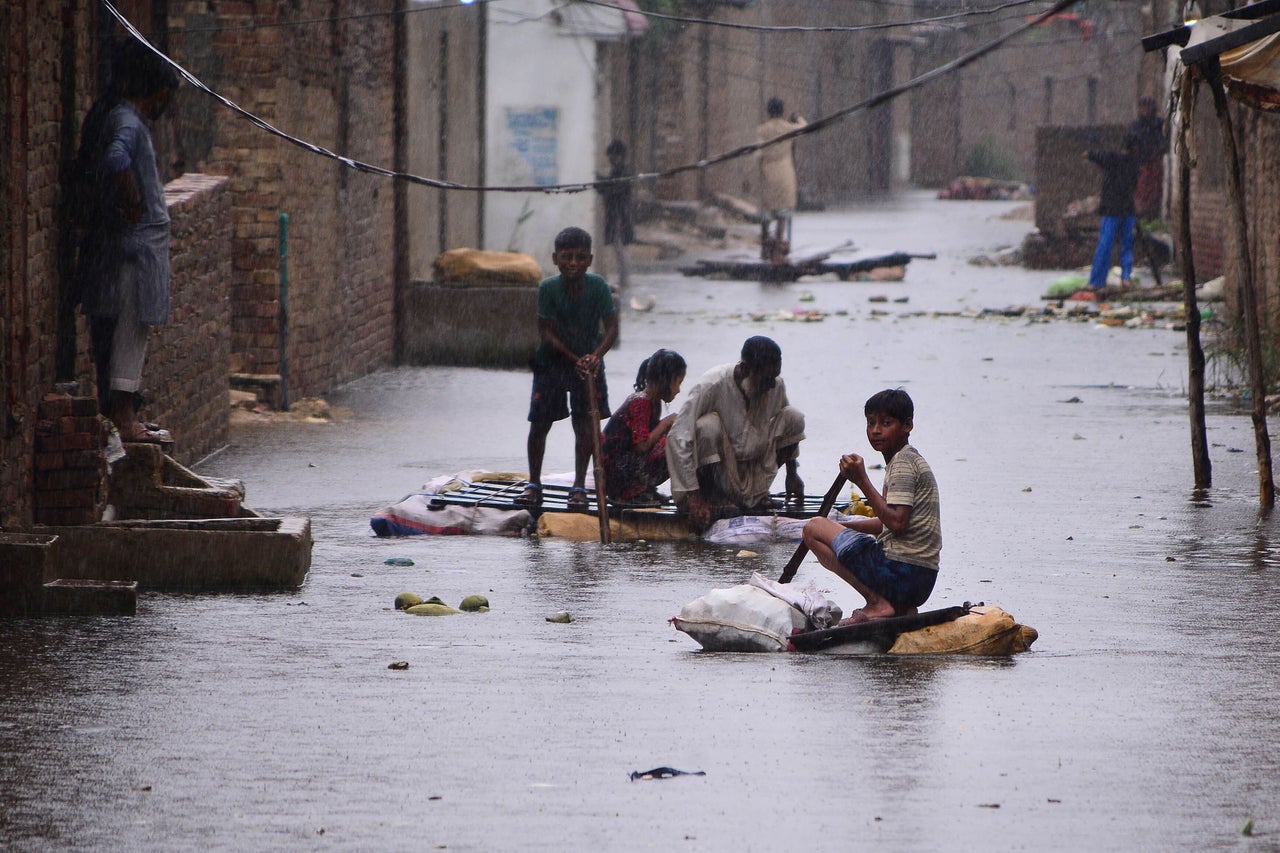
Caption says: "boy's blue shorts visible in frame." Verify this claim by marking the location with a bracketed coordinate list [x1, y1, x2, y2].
[528, 362, 610, 423]
[832, 529, 937, 613]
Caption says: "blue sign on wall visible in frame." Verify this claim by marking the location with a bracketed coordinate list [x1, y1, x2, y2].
[505, 107, 558, 186]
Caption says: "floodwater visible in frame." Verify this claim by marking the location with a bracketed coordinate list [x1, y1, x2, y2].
[4, 192, 1280, 852]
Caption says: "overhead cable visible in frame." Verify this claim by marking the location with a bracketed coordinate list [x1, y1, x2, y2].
[103, 0, 1080, 195]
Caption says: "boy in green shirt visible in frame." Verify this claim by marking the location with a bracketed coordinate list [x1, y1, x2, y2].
[518, 227, 619, 510]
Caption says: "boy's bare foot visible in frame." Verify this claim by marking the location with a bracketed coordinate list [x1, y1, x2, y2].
[838, 607, 893, 626]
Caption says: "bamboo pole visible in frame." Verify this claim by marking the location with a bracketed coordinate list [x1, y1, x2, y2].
[1203, 58, 1274, 509]
[585, 371, 611, 544]
[1175, 70, 1211, 489]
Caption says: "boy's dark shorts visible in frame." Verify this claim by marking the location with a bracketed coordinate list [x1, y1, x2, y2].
[528, 362, 610, 423]
[832, 529, 937, 612]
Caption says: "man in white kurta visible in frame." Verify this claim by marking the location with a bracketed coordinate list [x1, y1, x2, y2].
[666, 336, 805, 531]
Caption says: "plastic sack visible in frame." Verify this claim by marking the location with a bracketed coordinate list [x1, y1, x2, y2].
[432, 248, 542, 285]
[747, 572, 842, 630]
[886, 605, 1038, 655]
[703, 515, 808, 546]
[371, 494, 530, 536]
[671, 584, 807, 652]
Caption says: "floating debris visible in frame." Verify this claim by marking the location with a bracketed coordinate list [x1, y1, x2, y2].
[629, 767, 706, 782]
[384, 557, 415, 566]
[546, 611, 573, 623]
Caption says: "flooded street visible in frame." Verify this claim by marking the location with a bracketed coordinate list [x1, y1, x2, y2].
[4, 192, 1280, 851]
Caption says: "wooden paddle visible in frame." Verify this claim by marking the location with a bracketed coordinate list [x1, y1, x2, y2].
[584, 370, 611, 544]
[778, 473, 845, 583]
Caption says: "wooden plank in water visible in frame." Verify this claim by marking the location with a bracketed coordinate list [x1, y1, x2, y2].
[680, 251, 930, 283]
[787, 605, 970, 652]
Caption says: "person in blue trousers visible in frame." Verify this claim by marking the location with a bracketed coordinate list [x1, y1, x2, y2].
[1073, 133, 1140, 300]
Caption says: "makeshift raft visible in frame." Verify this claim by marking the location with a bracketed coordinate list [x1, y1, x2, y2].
[370, 473, 851, 542]
[788, 604, 1038, 655]
[672, 586, 1038, 656]
[680, 249, 935, 283]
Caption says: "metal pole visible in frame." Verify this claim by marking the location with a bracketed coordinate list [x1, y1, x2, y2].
[278, 213, 290, 412]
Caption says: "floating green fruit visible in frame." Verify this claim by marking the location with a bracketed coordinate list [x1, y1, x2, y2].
[459, 595, 490, 612]
[405, 602, 461, 616]
[394, 592, 424, 610]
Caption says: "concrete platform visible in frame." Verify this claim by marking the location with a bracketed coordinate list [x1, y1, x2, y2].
[41, 579, 138, 616]
[37, 516, 312, 591]
[403, 278, 538, 367]
[0, 532, 59, 614]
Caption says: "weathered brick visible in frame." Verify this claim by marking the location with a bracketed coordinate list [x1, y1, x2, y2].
[35, 433, 96, 453]
[35, 487, 101, 509]
[35, 468, 105, 491]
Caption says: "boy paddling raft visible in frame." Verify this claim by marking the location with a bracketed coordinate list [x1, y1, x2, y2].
[801, 389, 941, 625]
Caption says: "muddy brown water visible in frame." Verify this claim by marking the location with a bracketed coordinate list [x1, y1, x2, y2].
[4, 193, 1280, 851]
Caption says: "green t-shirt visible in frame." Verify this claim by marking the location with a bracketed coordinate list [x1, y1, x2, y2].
[534, 272, 616, 367]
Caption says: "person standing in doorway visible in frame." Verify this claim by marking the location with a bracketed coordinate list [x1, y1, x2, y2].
[74, 38, 180, 445]
[599, 138, 635, 290]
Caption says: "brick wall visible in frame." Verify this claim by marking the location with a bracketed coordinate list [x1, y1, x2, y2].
[168, 1, 397, 399]
[1, 0, 96, 528]
[146, 173, 233, 466]
[34, 394, 109, 527]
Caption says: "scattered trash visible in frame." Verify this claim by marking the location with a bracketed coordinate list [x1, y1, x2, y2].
[796, 291, 815, 303]
[384, 557, 415, 566]
[736, 549, 759, 558]
[546, 611, 573, 623]
[628, 767, 706, 782]
[388, 661, 409, 670]
[1241, 819, 1254, 837]
[630, 293, 657, 312]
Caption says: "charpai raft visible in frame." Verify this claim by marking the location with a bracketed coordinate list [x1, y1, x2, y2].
[370, 471, 864, 541]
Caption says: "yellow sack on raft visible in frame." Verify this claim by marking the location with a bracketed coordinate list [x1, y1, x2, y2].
[537, 510, 697, 542]
[887, 605, 1038, 655]
[432, 248, 542, 285]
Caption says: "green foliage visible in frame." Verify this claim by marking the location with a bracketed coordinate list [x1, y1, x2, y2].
[962, 136, 1022, 181]
[1202, 311, 1280, 395]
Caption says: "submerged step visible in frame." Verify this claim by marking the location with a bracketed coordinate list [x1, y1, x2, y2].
[42, 579, 138, 616]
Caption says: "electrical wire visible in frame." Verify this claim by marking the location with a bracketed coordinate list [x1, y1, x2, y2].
[103, 0, 1081, 195]
[578, 0, 1049, 35]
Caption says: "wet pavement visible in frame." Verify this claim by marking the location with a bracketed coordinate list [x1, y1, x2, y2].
[3, 192, 1280, 851]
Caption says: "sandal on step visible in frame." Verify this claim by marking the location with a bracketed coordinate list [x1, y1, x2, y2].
[513, 484, 543, 507]
[567, 487, 590, 511]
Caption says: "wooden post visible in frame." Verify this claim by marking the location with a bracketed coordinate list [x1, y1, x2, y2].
[1176, 70, 1211, 489]
[585, 371, 611, 544]
[1203, 58, 1274, 509]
